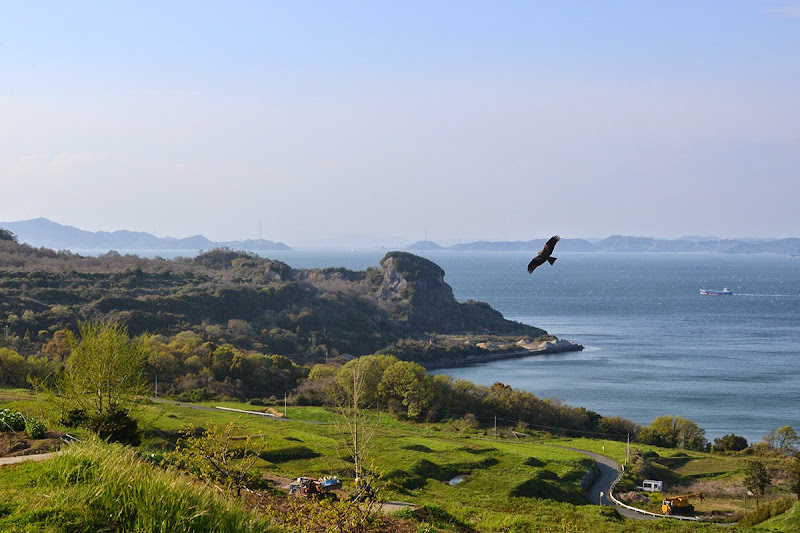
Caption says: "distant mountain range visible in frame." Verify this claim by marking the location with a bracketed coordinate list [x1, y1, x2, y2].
[407, 235, 800, 255]
[0, 218, 291, 252]
[3, 218, 799, 255]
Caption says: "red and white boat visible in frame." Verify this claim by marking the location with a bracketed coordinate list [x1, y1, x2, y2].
[699, 287, 732, 295]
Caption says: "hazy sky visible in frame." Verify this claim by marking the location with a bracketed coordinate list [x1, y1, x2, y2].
[3, 2, 799, 246]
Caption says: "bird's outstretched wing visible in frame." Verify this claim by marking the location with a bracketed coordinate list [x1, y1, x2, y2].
[527, 235, 561, 274]
[542, 235, 560, 255]
[527, 256, 545, 273]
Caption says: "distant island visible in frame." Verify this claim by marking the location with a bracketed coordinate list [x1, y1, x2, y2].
[0, 218, 290, 252]
[408, 235, 800, 255]
[2, 218, 799, 255]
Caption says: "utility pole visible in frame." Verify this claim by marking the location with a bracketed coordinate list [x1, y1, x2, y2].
[494, 416, 497, 438]
[155, 375, 158, 398]
[627, 433, 630, 465]
[284, 392, 287, 417]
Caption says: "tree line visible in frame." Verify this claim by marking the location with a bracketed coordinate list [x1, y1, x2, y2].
[5, 320, 799, 456]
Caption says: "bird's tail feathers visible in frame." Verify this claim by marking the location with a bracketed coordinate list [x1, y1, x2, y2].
[547, 256, 557, 265]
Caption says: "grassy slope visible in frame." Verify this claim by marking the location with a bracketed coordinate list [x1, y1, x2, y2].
[0, 391, 781, 532]
[756, 501, 800, 531]
[136, 400, 755, 532]
[0, 441, 277, 532]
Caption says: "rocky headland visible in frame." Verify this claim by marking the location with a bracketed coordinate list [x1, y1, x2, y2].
[0, 240, 579, 366]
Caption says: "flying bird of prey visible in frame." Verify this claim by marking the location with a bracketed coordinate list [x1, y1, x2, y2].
[527, 235, 560, 274]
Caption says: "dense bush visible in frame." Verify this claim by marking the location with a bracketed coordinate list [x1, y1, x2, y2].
[170, 388, 218, 403]
[25, 418, 47, 439]
[59, 408, 89, 428]
[0, 408, 25, 431]
[738, 497, 794, 526]
[713, 433, 749, 452]
[57, 406, 140, 446]
[87, 406, 141, 446]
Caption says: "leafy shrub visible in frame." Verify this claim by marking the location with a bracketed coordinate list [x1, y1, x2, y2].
[738, 497, 794, 526]
[401, 504, 472, 531]
[25, 418, 47, 439]
[170, 388, 218, 403]
[166, 420, 265, 496]
[57, 406, 140, 445]
[599, 506, 622, 520]
[0, 408, 25, 431]
[712, 433, 749, 452]
[0, 501, 14, 518]
[88, 406, 141, 446]
[259, 445, 320, 464]
[59, 408, 88, 428]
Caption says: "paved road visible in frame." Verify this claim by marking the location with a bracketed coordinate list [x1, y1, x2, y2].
[556, 447, 657, 521]
[149, 398, 326, 425]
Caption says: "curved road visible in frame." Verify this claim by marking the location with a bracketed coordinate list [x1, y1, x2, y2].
[557, 447, 657, 521]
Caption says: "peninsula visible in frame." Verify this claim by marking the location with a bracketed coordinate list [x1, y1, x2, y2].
[0, 238, 579, 365]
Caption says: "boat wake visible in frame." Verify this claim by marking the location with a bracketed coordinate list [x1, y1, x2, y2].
[735, 293, 799, 298]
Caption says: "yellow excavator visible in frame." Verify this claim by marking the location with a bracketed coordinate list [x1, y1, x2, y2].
[661, 492, 704, 515]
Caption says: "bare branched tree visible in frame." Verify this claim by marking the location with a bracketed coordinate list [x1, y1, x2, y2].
[332, 358, 381, 483]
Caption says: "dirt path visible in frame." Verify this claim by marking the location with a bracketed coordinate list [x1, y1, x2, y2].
[378, 501, 416, 514]
[0, 452, 58, 466]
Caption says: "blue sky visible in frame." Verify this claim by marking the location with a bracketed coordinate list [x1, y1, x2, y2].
[2, 1, 799, 246]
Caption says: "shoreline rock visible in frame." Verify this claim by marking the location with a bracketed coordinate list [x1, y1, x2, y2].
[423, 338, 584, 370]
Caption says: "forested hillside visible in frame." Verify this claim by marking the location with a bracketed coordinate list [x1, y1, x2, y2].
[0, 239, 545, 364]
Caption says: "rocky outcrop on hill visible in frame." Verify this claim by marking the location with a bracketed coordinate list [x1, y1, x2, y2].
[374, 252, 543, 336]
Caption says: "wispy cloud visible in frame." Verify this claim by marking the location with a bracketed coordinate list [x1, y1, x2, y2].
[763, 0, 800, 18]
[9, 152, 104, 180]
[49, 152, 104, 175]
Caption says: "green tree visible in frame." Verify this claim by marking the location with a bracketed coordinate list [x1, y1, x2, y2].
[640, 415, 707, 450]
[0, 348, 29, 386]
[54, 321, 149, 443]
[789, 454, 800, 501]
[0, 228, 17, 242]
[378, 360, 433, 418]
[334, 354, 395, 409]
[743, 459, 771, 508]
[712, 433, 749, 452]
[763, 425, 799, 454]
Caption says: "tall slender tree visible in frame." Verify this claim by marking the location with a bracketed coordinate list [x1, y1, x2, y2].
[53, 321, 149, 444]
[743, 459, 771, 508]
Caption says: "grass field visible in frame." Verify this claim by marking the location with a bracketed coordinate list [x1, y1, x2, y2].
[2, 389, 795, 532]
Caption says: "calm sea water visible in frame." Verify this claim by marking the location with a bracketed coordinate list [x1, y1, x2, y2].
[102, 248, 800, 444]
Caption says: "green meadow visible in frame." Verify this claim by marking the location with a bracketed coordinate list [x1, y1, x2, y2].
[2, 390, 796, 532]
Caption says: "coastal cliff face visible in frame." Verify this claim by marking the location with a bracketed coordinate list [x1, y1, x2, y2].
[0, 242, 548, 362]
[376, 252, 462, 332]
[373, 252, 544, 336]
